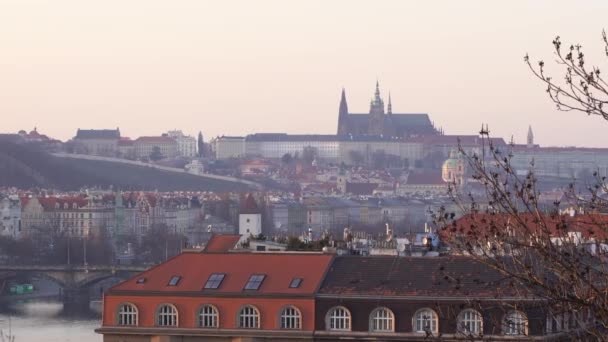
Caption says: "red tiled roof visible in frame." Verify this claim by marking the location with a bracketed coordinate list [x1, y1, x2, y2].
[345, 182, 378, 195]
[444, 213, 608, 241]
[240, 194, 260, 214]
[204, 234, 241, 252]
[111, 252, 334, 295]
[406, 172, 446, 185]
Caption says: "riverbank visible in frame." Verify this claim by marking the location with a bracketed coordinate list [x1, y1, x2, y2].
[0, 300, 101, 342]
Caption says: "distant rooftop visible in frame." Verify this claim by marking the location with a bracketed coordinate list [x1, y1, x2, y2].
[75, 128, 120, 139]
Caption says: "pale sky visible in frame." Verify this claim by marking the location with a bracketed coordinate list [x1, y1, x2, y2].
[1, 0, 608, 146]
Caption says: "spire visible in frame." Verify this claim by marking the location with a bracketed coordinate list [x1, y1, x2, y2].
[387, 92, 392, 114]
[337, 88, 350, 135]
[374, 80, 381, 101]
[527, 125, 534, 147]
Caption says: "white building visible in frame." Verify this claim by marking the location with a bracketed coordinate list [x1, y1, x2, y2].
[239, 213, 262, 238]
[0, 195, 21, 239]
[213, 133, 424, 164]
[211, 136, 246, 159]
[238, 194, 262, 240]
[167, 130, 197, 158]
[185, 159, 205, 175]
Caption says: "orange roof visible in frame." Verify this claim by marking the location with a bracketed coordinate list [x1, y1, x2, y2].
[204, 234, 241, 252]
[444, 213, 608, 241]
[111, 252, 334, 295]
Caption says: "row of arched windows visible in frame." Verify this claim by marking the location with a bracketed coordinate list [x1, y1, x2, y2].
[117, 303, 301, 329]
[117, 303, 528, 335]
[325, 306, 528, 336]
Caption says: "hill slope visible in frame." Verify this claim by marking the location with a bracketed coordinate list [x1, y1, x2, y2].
[0, 140, 253, 192]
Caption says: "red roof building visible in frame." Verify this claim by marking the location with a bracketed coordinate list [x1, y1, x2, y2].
[99, 252, 334, 340]
[203, 234, 241, 253]
[97, 253, 561, 341]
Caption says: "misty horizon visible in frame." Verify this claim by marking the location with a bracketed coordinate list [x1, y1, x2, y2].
[2, 0, 608, 146]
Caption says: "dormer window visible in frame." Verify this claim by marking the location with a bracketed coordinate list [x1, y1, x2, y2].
[136, 277, 146, 284]
[168, 276, 181, 286]
[244, 274, 265, 290]
[72, 203, 77, 209]
[204, 273, 225, 289]
[289, 278, 303, 288]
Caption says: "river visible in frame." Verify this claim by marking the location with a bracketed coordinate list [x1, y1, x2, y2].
[0, 300, 101, 342]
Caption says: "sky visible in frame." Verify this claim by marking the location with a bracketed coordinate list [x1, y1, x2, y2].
[1, 0, 608, 146]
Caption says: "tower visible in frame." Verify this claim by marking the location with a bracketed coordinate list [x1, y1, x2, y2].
[368, 81, 385, 136]
[337, 88, 350, 135]
[527, 125, 534, 148]
[387, 93, 392, 115]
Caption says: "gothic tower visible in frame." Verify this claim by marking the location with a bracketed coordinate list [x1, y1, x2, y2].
[527, 125, 534, 148]
[368, 81, 385, 136]
[337, 88, 350, 135]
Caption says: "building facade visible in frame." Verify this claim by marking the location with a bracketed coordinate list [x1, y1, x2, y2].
[167, 130, 198, 158]
[0, 195, 21, 239]
[97, 251, 573, 341]
[73, 128, 121, 156]
[98, 252, 334, 341]
[134, 136, 178, 160]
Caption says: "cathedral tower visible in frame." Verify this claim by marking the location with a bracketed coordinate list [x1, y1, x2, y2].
[368, 81, 385, 136]
[527, 125, 534, 148]
[337, 88, 350, 135]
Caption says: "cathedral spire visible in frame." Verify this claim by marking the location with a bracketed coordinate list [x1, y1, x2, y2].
[337, 88, 350, 135]
[387, 92, 392, 114]
[527, 125, 534, 147]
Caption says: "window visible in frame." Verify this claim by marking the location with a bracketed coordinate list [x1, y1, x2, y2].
[157, 304, 178, 327]
[168, 276, 181, 286]
[503, 311, 527, 336]
[289, 278, 303, 288]
[280, 306, 302, 330]
[370, 307, 394, 332]
[414, 308, 438, 334]
[244, 274, 266, 290]
[238, 305, 260, 329]
[198, 305, 219, 328]
[135, 277, 146, 284]
[117, 303, 138, 326]
[326, 306, 351, 331]
[458, 309, 482, 335]
[204, 273, 225, 289]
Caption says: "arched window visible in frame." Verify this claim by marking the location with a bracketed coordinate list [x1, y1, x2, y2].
[503, 311, 527, 335]
[198, 305, 219, 328]
[157, 304, 178, 327]
[326, 306, 351, 331]
[370, 307, 394, 332]
[458, 309, 482, 335]
[414, 308, 438, 334]
[117, 303, 138, 326]
[238, 305, 260, 329]
[280, 306, 302, 330]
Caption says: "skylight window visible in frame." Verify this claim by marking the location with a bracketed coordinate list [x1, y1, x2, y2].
[136, 277, 146, 284]
[289, 278, 303, 288]
[204, 273, 226, 289]
[168, 276, 181, 286]
[244, 274, 266, 290]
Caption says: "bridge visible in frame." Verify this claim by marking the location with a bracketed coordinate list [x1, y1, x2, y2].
[0, 264, 148, 307]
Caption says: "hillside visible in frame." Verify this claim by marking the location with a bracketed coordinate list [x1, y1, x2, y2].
[0, 140, 254, 192]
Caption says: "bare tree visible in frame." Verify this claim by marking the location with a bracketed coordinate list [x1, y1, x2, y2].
[435, 33, 608, 340]
[525, 31, 608, 120]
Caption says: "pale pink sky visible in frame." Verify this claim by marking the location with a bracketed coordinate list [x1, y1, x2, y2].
[1, 0, 607, 146]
